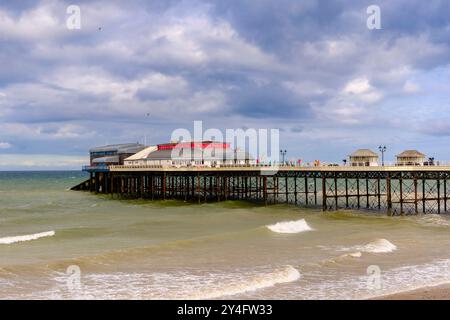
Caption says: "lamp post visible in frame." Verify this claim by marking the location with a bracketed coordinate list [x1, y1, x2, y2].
[280, 150, 287, 164]
[379, 145, 387, 166]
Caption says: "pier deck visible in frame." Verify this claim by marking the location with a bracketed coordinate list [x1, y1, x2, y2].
[73, 165, 450, 215]
[109, 165, 450, 172]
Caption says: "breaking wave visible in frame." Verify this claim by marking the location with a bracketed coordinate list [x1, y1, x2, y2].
[267, 219, 313, 234]
[339, 251, 363, 259]
[187, 265, 301, 299]
[418, 214, 450, 228]
[342, 239, 397, 254]
[0, 231, 55, 245]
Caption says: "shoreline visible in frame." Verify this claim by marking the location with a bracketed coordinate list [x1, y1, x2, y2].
[370, 283, 450, 300]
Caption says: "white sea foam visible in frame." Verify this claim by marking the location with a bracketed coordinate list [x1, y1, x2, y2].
[0, 231, 55, 245]
[419, 214, 450, 227]
[267, 219, 313, 234]
[346, 251, 362, 258]
[342, 239, 397, 253]
[282, 258, 450, 300]
[21, 266, 301, 300]
[187, 265, 301, 299]
[6, 259, 450, 300]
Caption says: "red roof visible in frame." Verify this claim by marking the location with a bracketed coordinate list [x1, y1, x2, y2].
[157, 141, 230, 150]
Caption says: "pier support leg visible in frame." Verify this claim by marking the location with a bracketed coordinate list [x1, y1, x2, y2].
[162, 174, 166, 200]
[356, 178, 360, 209]
[444, 178, 448, 213]
[263, 176, 268, 205]
[285, 176, 289, 204]
[386, 175, 392, 216]
[366, 174, 369, 209]
[399, 174, 404, 215]
[345, 177, 349, 208]
[422, 177, 426, 214]
[94, 173, 99, 193]
[334, 173, 338, 210]
[377, 178, 381, 209]
[437, 179, 441, 214]
[314, 177, 318, 206]
[294, 176, 298, 205]
[305, 177, 309, 206]
[322, 176, 327, 211]
[414, 176, 418, 214]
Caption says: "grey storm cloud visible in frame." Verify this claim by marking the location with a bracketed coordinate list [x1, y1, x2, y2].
[1, 0, 450, 167]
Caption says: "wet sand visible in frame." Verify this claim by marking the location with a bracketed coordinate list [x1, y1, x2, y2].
[373, 284, 450, 300]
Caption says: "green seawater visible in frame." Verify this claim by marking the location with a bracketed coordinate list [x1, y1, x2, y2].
[0, 171, 450, 299]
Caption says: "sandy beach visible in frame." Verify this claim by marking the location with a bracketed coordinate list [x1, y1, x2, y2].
[374, 284, 450, 300]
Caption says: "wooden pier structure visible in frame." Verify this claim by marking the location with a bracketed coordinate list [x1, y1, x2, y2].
[72, 165, 450, 215]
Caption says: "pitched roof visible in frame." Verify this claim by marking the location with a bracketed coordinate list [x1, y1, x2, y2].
[396, 150, 426, 158]
[349, 149, 378, 157]
[139, 148, 253, 161]
[124, 146, 158, 161]
[90, 143, 145, 154]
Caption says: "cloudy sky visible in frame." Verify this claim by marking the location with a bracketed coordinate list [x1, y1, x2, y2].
[0, 0, 449, 169]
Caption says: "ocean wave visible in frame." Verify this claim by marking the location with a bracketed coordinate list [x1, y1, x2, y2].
[2, 265, 301, 300]
[340, 251, 362, 258]
[341, 239, 397, 254]
[34, 228, 266, 271]
[418, 214, 450, 228]
[267, 219, 313, 234]
[308, 251, 364, 268]
[285, 258, 450, 300]
[186, 265, 301, 299]
[361, 259, 450, 300]
[0, 231, 55, 245]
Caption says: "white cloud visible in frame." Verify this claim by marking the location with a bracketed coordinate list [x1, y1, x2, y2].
[342, 78, 382, 103]
[47, 67, 189, 102]
[403, 80, 420, 94]
[311, 77, 383, 124]
[343, 78, 371, 95]
[0, 1, 130, 42]
[37, 123, 96, 139]
[0, 142, 12, 149]
[140, 13, 283, 72]
[0, 4, 62, 40]
[283, 80, 327, 98]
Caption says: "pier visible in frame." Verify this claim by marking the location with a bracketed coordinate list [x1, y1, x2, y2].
[72, 165, 450, 215]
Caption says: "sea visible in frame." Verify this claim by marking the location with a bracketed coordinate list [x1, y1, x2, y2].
[0, 171, 449, 299]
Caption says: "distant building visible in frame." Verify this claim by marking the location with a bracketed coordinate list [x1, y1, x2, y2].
[124, 141, 254, 167]
[396, 150, 426, 166]
[349, 149, 379, 167]
[89, 143, 145, 166]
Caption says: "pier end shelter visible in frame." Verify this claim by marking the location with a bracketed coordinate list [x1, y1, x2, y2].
[396, 150, 426, 166]
[349, 149, 379, 167]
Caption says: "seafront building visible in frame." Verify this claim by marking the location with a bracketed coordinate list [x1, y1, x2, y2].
[123, 141, 254, 167]
[348, 149, 379, 167]
[396, 150, 427, 166]
[87, 143, 433, 169]
[89, 143, 145, 167]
